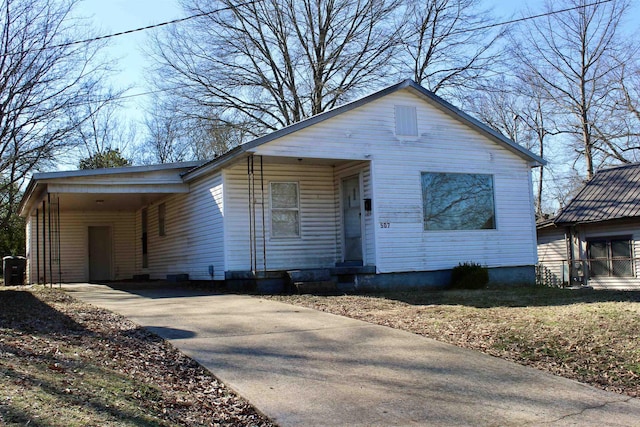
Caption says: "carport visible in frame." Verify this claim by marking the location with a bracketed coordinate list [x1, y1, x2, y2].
[18, 162, 201, 285]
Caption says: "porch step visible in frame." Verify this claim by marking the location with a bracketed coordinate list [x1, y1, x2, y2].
[331, 265, 376, 275]
[287, 269, 337, 295]
[293, 281, 337, 295]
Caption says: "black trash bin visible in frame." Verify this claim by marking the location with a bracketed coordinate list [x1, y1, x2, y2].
[3, 256, 26, 286]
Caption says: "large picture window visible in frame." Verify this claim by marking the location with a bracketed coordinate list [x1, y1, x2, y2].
[588, 237, 633, 277]
[421, 172, 496, 230]
[270, 182, 300, 238]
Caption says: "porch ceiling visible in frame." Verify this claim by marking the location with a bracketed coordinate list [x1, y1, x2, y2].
[258, 155, 361, 166]
[56, 192, 168, 212]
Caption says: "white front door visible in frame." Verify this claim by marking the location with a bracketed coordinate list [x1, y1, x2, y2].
[88, 226, 112, 282]
[342, 176, 362, 262]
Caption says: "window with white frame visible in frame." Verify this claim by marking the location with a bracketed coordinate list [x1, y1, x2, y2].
[270, 182, 300, 238]
[421, 172, 496, 230]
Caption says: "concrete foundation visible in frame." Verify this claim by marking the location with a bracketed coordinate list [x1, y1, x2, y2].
[222, 265, 536, 294]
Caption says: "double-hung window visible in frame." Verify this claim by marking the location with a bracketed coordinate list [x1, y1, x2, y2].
[421, 172, 496, 230]
[270, 182, 300, 238]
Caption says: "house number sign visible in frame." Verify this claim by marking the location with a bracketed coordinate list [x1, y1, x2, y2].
[379, 222, 390, 228]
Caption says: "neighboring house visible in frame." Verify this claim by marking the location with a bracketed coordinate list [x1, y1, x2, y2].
[537, 163, 640, 290]
[19, 80, 544, 291]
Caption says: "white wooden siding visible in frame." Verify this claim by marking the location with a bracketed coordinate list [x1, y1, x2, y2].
[536, 226, 569, 286]
[135, 173, 225, 280]
[251, 89, 537, 272]
[26, 209, 136, 283]
[537, 227, 568, 263]
[224, 161, 338, 271]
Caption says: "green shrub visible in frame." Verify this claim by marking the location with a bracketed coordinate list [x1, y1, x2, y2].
[450, 262, 489, 290]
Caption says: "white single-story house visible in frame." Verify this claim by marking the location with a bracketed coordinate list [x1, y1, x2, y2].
[537, 163, 640, 290]
[19, 80, 544, 291]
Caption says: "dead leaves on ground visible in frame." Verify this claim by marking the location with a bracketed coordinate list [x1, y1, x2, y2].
[0, 287, 274, 426]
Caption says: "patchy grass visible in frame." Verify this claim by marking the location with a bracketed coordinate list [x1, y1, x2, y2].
[0, 286, 274, 427]
[267, 286, 640, 398]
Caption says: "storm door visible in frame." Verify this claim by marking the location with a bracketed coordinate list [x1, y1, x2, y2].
[342, 175, 363, 262]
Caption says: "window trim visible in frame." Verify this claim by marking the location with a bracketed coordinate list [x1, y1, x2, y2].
[269, 181, 301, 239]
[420, 171, 497, 231]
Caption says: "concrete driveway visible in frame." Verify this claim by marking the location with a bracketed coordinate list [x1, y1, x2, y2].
[65, 284, 640, 426]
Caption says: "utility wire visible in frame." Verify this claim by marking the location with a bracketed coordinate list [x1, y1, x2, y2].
[450, 0, 613, 36]
[2, 0, 263, 57]
[3, 0, 612, 58]
[7, 0, 616, 106]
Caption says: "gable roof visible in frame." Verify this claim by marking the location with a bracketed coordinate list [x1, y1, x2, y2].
[183, 79, 545, 182]
[554, 163, 640, 225]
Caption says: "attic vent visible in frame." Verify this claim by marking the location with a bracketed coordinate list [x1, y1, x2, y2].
[395, 105, 418, 136]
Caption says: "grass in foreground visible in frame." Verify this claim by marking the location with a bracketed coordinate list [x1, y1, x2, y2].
[268, 286, 640, 397]
[0, 286, 274, 427]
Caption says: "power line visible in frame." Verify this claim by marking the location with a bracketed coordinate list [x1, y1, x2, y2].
[4, 0, 614, 59]
[450, 0, 614, 36]
[3, 0, 617, 107]
[2, 0, 263, 57]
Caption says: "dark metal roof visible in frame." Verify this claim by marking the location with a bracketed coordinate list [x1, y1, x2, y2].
[183, 79, 545, 182]
[554, 163, 640, 224]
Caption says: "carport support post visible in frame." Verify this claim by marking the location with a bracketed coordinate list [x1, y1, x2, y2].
[36, 209, 40, 285]
[42, 200, 46, 286]
[57, 198, 61, 287]
[48, 193, 53, 289]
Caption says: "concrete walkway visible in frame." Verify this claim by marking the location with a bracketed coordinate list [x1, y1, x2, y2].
[65, 284, 640, 426]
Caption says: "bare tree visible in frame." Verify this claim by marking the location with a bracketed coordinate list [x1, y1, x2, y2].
[0, 0, 114, 242]
[397, 0, 504, 96]
[590, 60, 640, 164]
[149, 0, 401, 137]
[513, 0, 632, 179]
[66, 90, 136, 167]
[140, 101, 190, 164]
[467, 76, 559, 215]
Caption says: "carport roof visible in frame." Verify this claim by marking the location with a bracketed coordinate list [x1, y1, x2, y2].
[19, 161, 203, 216]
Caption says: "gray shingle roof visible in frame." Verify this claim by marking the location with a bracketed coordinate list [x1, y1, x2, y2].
[554, 163, 640, 224]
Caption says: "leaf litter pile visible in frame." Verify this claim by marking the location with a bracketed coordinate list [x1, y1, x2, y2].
[0, 286, 275, 427]
[269, 286, 640, 398]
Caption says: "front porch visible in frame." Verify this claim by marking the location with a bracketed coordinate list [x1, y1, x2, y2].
[225, 264, 378, 294]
